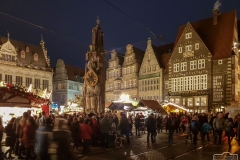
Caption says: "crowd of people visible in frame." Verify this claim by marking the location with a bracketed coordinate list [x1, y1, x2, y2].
[0, 110, 240, 160]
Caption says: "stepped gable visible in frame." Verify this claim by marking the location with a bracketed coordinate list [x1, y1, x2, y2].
[65, 64, 84, 81]
[174, 10, 236, 60]
[0, 36, 49, 68]
[133, 46, 144, 64]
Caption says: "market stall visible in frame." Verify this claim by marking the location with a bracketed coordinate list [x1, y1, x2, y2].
[162, 102, 188, 113]
[138, 100, 168, 115]
[0, 82, 51, 125]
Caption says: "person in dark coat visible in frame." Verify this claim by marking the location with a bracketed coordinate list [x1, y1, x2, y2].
[119, 114, 130, 145]
[166, 113, 177, 145]
[35, 118, 53, 160]
[22, 118, 37, 160]
[156, 115, 162, 133]
[190, 116, 199, 144]
[70, 117, 79, 150]
[134, 113, 141, 136]
[146, 114, 156, 143]
[100, 114, 111, 149]
[224, 114, 235, 148]
[112, 114, 119, 131]
[4, 117, 16, 159]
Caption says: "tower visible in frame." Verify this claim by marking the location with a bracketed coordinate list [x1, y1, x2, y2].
[84, 17, 105, 113]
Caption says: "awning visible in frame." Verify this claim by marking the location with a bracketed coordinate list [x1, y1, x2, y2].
[138, 100, 167, 114]
[162, 102, 188, 111]
[108, 102, 134, 110]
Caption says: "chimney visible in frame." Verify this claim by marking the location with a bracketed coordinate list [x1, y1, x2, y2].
[213, 9, 219, 25]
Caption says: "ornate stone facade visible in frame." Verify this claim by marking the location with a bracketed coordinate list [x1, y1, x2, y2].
[0, 33, 53, 101]
[84, 18, 105, 113]
[138, 38, 172, 103]
[105, 44, 144, 102]
[52, 59, 84, 106]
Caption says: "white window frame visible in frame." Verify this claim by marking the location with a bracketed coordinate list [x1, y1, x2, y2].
[179, 47, 182, 53]
[185, 45, 192, 52]
[190, 60, 197, 70]
[195, 43, 199, 50]
[185, 32, 192, 39]
[181, 62, 187, 71]
[173, 63, 179, 72]
[198, 59, 205, 69]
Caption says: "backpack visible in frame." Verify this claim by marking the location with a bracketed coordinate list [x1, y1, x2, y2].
[191, 121, 198, 132]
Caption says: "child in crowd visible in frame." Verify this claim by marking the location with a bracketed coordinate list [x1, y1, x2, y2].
[201, 122, 211, 142]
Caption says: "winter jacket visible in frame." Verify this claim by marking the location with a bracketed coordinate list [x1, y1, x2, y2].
[146, 116, 156, 131]
[119, 117, 129, 131]
[100, 117, 111, 134]
[201, 123, 211, 133]
[156, 117, 162, 127]
[0, 125, 3, 142]
[80, 123, 92, 140]
[35, 126, 53, 158]
[70, 122, 79, 141]
[135, 117, 141, 127]
[166, 117, 177, 130]
[213, 118, 225, 130]
[224, 118, 234, 137]
[17, 117, 27, 138]
[22, 124, 36, 148]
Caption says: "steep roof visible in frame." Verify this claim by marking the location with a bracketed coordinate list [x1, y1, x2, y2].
[174, 10, 236, 60]
[152, 43, 173, 69]
[65, 64, 84, 81]
[0, 36, 49, 68]
[133, 46, 145, 64]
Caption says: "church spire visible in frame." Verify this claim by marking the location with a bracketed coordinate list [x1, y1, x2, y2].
[7, 32, 10, 41]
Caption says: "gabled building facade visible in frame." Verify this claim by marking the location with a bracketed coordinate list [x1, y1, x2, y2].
[138, 38, 172, 102]
[166, 10, 240, 113]
[105, 44, 144, 102]
[105, 50, 124, 101]
[52, 59, 84, 106]
[0, 33, 52, 97]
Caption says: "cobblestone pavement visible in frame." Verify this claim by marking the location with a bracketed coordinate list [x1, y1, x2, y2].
[1, 132, 239, 160]
[76, 132, 240, 160]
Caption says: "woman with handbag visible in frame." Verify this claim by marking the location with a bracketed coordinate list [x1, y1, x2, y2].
[4, 117, 16, 159]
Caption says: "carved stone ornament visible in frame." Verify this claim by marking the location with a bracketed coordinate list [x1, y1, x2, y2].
[84, 68, 98, 87]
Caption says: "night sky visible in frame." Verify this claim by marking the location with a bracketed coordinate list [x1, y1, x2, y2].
[0, 0, 239, 69]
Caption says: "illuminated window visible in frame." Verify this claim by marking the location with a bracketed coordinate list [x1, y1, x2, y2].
[198, 59, 205, 69]
[26, 77, 32, 87]
[34, 53, 38, 61]
[5, 75, 12, 84]
[16, 76, 23, 85]
[21, 50, 25, 58]
[34, 79, 40, 89]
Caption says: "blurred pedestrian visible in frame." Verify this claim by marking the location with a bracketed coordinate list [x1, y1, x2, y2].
[213, 112, 224, 146]
[224, 114, 234, 148]
[70, 117, 79, 150]
[4, 117, 16, 159]
[0, 117, 4, 160]
[119, 114, 130, 145]
[190, 116, 199, 144]
[80, 119, 92, 154]
[100, 114, 111, 149]
[134, 113, 141, 136]
[146, 113, 156, 143]
[166, 113, 177, 145]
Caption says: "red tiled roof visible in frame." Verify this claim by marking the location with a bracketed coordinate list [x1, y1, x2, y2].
[65, 64, 84, 81]
[174, 10, 236, 60]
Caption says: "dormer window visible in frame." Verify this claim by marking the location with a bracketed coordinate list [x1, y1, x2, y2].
[185, 32, 192, 39]
[21, 50, 25, 58]
[26, 46, 29, 52]
[34, 53, 38, 61]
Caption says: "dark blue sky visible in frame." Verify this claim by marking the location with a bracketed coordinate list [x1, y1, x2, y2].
[0, 0, 239, 68]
